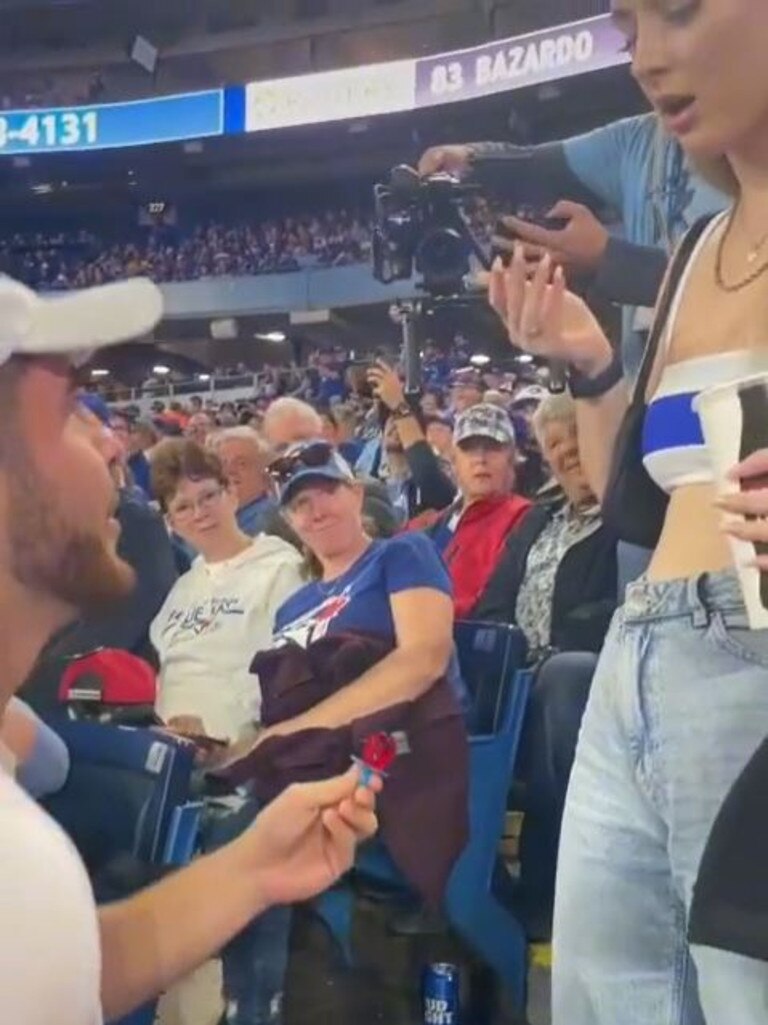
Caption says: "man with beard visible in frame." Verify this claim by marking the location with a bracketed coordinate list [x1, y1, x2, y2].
[21, 396, 179, 715]
[0, 275, 379, 1025]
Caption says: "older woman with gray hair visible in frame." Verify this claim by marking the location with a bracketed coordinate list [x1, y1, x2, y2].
[475, 391, 619, 941]
[473, 390, 617, 656]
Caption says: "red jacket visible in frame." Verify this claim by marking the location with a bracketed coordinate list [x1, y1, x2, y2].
[409, 495, 531, 619]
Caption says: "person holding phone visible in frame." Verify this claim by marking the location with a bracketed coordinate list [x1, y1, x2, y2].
[420, 112, 726, 380]
[366, 360, 456, 519]
[487, 4, 768, 1023]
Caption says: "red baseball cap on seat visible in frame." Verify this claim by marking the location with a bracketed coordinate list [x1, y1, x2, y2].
[59, 649, 158, 707]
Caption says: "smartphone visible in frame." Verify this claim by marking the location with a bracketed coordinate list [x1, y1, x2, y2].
[496, 207, 569, 239]
[347, 362, 375, 400]
[492, 209, 568, 266]
[184, 733, 228, 752]
[738, 382, 768, 606]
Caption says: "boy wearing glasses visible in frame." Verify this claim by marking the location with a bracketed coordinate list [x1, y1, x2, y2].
[149, 439, 304, 746]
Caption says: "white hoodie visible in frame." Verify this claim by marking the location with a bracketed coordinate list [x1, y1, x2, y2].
[150, 535, 304, 741]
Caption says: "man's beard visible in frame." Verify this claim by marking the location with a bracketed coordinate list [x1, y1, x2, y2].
[7, 454, 136, 616]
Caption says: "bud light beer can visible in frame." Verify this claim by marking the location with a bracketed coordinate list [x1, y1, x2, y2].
[422, 962, 460, 1025]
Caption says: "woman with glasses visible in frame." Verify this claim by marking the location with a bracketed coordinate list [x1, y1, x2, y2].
[488, 3, 768, 1023]
[149, 439, 304, 746]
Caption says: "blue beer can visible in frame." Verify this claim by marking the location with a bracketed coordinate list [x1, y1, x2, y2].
[422, 962, 460, 1025]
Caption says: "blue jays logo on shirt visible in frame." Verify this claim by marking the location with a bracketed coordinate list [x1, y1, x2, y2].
[273, 591, 351, 650]
[161, 597, 245, 640]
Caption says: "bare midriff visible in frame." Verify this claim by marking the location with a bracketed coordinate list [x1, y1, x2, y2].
[648, 482, 733, 581]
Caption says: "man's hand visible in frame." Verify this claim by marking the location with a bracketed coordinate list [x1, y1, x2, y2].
[492, 201, 610, 276]
[97, 766, 380, 1020]
[418, 145, 474, 178]
[367, 360, 406, 411]
[236, 767, 381, 906]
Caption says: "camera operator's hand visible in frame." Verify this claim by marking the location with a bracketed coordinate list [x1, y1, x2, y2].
[493, 201, 609, 275]
[489, 246, 612, 376]
[367, 360, 406, 411]
[418, 145, 474, 179]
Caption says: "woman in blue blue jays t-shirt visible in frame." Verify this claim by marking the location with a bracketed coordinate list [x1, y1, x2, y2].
[214, 442, 466, 1025]
[269, 441, 464, 713]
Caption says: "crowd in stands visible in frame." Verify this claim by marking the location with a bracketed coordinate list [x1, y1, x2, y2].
[0, 69, 108, 111]
[1, 210, 374, 290]
[12, 16, 768, 1018]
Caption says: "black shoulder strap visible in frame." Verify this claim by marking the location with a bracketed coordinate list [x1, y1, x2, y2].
[632, 213, 720, 405]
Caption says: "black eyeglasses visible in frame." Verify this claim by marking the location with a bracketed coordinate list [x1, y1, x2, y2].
[268, 441, 334, 487]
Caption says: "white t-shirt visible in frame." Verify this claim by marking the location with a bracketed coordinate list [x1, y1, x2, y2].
[0, 767, 102, 1025]
[151, 535, 304, 741]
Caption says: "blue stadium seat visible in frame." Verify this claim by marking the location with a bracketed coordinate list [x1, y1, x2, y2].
[42, 719, 196, 1025]
[43, 718, 196, 878]
[312, 621, 532, 1009]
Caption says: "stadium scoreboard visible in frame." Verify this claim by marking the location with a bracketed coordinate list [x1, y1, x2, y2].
[0, 90, 225, 154]
[0, 15, 627, 156]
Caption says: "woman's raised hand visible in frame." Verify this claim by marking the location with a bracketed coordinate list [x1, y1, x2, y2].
[488, 246, 614, 375]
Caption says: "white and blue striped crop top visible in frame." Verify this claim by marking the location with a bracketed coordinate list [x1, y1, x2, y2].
[642, 213, 768, 493]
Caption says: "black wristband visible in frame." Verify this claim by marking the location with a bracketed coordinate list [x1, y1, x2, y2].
[568, 352, 623, 399]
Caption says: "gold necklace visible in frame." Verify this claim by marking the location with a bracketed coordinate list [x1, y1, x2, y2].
[715, 207, 768, 292]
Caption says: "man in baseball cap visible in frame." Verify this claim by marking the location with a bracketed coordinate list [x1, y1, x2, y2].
[449, 366, 484, 414]
[453, 401, 517, 449]
[0, 275, 378, 1025]
[407, 403, 531, 618]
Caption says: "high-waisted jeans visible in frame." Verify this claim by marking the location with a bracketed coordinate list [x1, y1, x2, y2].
[553, 571, 768, 1024]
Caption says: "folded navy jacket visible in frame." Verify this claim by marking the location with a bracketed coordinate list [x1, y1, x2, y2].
[213, 630, 469, 908]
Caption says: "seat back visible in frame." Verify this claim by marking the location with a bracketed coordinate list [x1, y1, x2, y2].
[617, 540, 652, 599]
[356, 622, 530, 891]
[454, 619, 528, 737]
[42, 719, 195, 878]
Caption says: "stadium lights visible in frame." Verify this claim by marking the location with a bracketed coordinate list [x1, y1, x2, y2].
[197, 373, 211, 382]
[255, 331, 287, 343]
[152, 364, 171, 375]
[516, 354, 534, 364]
[470, 354, 491, 367]
[90, 368, 110, 378]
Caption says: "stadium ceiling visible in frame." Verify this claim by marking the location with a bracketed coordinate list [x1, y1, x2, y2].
[0, 1, 611, 60]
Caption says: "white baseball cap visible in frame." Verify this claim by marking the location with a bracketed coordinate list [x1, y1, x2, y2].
[0, 275, 164, 368]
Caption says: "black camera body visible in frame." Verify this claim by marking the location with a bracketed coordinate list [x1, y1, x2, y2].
[372, 164, 485, 298]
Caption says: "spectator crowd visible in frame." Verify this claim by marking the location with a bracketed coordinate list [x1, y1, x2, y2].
[1, 210, 374, 290]
[12, 11, 768, 1019]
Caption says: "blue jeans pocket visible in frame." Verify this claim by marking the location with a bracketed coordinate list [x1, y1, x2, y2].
[704, 611, 768, 669]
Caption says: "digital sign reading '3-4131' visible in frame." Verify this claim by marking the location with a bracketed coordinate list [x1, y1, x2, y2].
[0, 90, 225, 154]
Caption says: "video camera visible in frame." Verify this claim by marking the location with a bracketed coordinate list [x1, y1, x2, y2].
[372, 164, 489, 298]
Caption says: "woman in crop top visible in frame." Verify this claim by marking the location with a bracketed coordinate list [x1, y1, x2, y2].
[487, 5, 768, 1024]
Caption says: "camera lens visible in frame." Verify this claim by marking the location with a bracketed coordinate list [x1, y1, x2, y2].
[416, 227, 470, 292]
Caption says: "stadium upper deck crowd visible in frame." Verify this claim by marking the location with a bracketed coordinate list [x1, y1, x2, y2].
[0, 210, 375, 290]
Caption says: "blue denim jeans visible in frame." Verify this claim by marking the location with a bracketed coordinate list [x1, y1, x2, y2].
[553, 572, 768, 1024]
[201, 798, 292, 1025]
